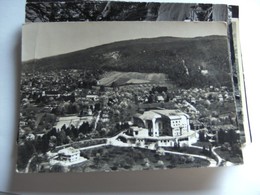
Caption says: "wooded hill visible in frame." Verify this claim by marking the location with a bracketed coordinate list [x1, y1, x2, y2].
[22, 36, 232, 88]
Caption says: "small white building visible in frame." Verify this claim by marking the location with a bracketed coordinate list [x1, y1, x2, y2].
[86, 95, 99, 101]
[130, 126, 149, 137]
[25, 133, 35, 141]
[57, 147, 81, 162]
[49, 147, 87, 168]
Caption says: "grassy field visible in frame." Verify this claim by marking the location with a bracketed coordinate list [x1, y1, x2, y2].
[98, 71, 169, 86]
[214, 148, 243, 164]
[54, 115, 94, 130]
[70, 146, 210, 172]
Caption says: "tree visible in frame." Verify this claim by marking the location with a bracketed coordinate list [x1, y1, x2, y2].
[94, 103, 101, 111]
[208, 144, 212, 156]
[157, 160, 165, 168]
[48, 127, 57, 137]
[17, 140, 36, 170]
[122, 122, 130, 129]
[202, 145, 207, 154]
[78, 132, 86, 140]
[231, 143, 242, 157]
[79, 122, 91, 135]
[111, 81, 118, 91]
[61, 124, 66, 131]
[218, 129, 225, 144]
[199, 131, 205, 142]
[115, 122, 121, 131]
[51, 163, 67, 173]
[56, 129, 67, 145]
[41, 134, 49, 154]
[100, 128, 107, 137]
[79, 122, 86, 134]
[70, 93, 75, 103]
[100, 85, 105, 92]
[71, 125, 79, 138]
[227, 129, 238, 145]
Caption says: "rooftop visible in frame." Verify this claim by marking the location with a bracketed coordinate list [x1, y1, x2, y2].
[136, 110, 162, 121]
[58, 147, 80, 156]
[135, 109, 189, 121]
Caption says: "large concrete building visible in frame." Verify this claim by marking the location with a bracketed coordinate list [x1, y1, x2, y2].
[133, 109, 190, 137]
[128, 109, 196, 147]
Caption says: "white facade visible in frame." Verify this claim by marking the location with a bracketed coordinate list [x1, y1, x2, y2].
[133, 109, 190, 138]
[157, 139, 175, 147]
[25, 133, 35, 141]
[49, 147, 87, 168]
[131, 126, 149, 137]
[57, 147, 80, 162]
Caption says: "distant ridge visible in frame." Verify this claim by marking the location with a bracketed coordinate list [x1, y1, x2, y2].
[22, 36, 232, 88]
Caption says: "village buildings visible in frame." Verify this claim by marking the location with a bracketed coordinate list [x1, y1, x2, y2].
[17, 69, 242, 172]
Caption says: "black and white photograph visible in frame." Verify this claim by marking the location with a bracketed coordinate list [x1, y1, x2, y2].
[18, 21, 244, 173]
[25, 1, 231, 22]
[24, 1, 246, 141]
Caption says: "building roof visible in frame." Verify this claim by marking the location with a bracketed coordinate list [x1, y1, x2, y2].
[157, 96, 164, 101]
[86, 95, 98, 98]
[153, 109, 189, 119]
[58, 147, 79, 156]
[137, 110, 162, 121]
[131, 126, 148, 132]
[135, 109, 189, 122]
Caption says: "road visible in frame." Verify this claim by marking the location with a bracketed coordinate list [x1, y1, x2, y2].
[164, 150, 217, 167]
[79, 143, 107, 151]
[107, 133, 219, 167]
[49, 131, 223, 168]
[93, 111, 101, 131]
[24, 155, 35, 173]
[212, 146, 223, 166]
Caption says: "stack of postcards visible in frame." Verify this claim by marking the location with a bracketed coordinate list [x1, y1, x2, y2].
[17, 0, 250, 173]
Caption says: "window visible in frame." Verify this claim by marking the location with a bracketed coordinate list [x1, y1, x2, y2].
[159, 122, 162, 130]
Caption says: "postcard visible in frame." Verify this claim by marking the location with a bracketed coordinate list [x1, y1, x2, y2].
[17, 21, 245, 173]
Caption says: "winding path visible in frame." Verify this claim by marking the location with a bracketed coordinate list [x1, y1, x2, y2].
[212, 146, 223, 166]
[79, 143, 107, 151]
[25, 155, 35, 173]
[107, 133, 219, 167]
[50, 131, 223, 168]
[164, 150, 217, 167]
[190, 145, 224, 166]
[93, 111, 101, 131]
[73, 132, 218, 167]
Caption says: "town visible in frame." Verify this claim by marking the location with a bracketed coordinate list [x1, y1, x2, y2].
[17, 68, 243, 173]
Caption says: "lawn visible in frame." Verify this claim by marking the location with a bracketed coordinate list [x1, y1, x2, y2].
[70, 146, 210, 173]
[214, 148, 243, 164]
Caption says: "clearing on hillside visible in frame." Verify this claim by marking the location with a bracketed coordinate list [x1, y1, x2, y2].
[98, 71, 169, 86]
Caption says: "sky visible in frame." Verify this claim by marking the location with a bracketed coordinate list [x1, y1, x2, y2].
[22, 21, 228, 61]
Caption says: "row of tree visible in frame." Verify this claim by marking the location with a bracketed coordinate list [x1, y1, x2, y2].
[198, 129, 240, 145]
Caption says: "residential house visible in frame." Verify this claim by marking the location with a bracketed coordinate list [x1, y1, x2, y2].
[57, 147, 80, 162]
[86, 95, 99, 102]
[49, 147, 87, 168]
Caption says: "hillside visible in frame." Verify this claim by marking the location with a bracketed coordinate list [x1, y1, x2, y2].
[98, 71, 169, 86]
[22, 36, 232, 88]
